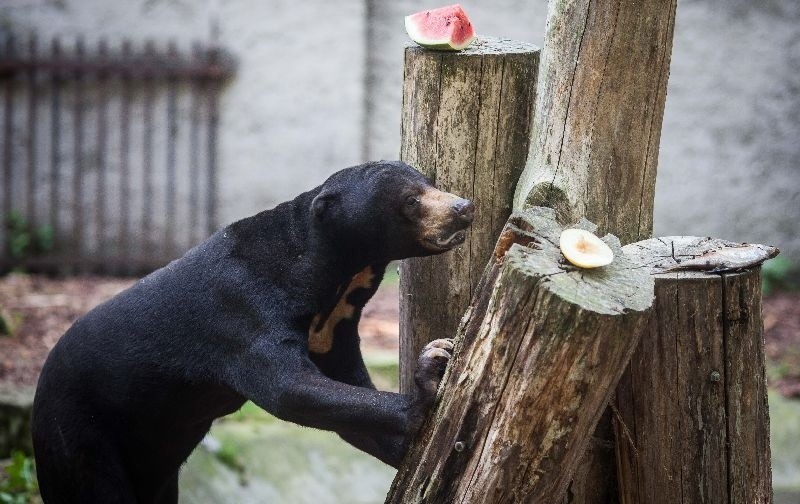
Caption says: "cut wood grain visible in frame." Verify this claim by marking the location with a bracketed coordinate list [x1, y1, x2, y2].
[386, 207, 654, 504]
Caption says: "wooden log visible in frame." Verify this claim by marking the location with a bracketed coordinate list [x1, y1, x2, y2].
[399, 37, 540, 394]
[614, 237, 774, 504]
[386, 207, 654, 503]
[511, 1, 678, 498]
[513, 0, 677, 246]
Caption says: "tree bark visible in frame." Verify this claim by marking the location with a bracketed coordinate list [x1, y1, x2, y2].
[510, 1, 678, 499]
[614, 237, 773, 504]
[513, 0, 677, 246]
[386, 207, 654, 504]
[399, 37, 540, 394]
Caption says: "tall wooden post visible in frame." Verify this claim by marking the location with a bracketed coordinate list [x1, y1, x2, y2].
[513, 0, 677, 244]
[511, 1, 677, 499]
[615, 237, 774, 504]
[387, 208, 654, 504]
[399, 37, 539, 394]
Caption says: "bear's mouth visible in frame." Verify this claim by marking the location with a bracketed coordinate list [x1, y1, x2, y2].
[416, 187, 474, 253]
[423, 229, 467, 252]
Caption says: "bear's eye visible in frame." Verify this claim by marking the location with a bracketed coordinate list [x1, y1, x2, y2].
[405, 196, 420, 207]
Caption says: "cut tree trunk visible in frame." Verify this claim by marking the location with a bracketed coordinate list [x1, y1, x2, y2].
[386, 207, 654, 504]
[614, 237, 774, 504]
[511, 1, 678, 498]
[399, 37, 540, 394]
[513, 0, 677, 246]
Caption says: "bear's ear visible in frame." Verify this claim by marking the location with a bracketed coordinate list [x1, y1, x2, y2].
[311, 191, 339, 221]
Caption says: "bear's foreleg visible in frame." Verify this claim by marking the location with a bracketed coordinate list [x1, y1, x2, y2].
[338, 338, 453, 466]
[228, 335, 452, 467]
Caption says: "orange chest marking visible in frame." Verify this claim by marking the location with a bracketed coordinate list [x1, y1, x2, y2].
[308, 266, 375, 354]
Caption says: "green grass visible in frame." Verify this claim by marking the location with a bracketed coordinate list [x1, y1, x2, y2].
[0, 452, 40, 504]
[768, 361, 795, 382]
[770, 391, 800, 495]
[381, 262, 400, 286]
[225, 399, 274, 423]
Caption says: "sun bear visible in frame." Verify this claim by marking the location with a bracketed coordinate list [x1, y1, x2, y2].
[31, 160, 475, 503]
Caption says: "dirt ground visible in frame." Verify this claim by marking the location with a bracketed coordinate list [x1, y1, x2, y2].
[764, 291, 800, 397]
[0, 274, 400, 389]
[1, 274, 798, 397]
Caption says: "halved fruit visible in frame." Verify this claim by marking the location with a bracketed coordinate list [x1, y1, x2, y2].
[559, 229, 614, 269]
[404, 4, 477, 51]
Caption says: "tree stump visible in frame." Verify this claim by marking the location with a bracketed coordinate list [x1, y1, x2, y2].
[386, 207, 654, 503]
[399, 37, 540, 394]
[614, 237, 774, 504]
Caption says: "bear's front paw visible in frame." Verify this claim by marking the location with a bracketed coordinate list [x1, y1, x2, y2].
[414, 338, 454, 399]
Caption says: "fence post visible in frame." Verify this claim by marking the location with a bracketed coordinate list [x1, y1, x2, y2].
[398, 37, 539, 394]
[2, 35, 15, 256]
[615, 237, 774, 504]
[0, 37, 234, 275]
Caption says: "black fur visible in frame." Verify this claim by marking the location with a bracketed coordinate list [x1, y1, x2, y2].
[31, 161, 473, 503]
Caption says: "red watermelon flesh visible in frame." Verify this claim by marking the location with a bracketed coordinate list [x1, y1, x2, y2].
[405, 4, 476, 51]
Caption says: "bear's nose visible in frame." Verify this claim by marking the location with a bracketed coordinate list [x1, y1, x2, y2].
[451, 198, 475, 223]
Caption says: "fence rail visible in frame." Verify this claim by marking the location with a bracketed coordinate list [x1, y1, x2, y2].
[0, 34, 235, 275]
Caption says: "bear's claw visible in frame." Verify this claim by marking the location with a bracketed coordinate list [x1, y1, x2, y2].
[415, 338, 454, 397]
[423, 338, 455, 353]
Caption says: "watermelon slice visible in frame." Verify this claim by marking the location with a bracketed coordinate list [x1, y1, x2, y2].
[405, 4, 476, 51]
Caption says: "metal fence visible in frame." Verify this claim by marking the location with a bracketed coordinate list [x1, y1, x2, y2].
[0, 34, 235, 275]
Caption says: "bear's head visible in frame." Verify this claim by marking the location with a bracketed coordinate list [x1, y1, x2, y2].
[311, 161, 474, 261]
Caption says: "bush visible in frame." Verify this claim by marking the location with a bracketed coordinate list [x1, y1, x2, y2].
[0, 451, 40, 504]
[4, 211, 53, 266]
[762, 256, 798, 295]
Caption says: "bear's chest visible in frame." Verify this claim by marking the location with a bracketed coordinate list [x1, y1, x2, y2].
[307, 265, 379, 354]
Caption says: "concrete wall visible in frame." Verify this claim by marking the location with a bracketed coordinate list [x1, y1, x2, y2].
[2, 0, 798, 263]
[655, 0, 800, 260]
[1, 0, 366, 232]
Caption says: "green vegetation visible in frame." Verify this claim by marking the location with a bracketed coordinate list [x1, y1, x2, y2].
[763, 256, 798, 294]
[363, 351, 400, 391]
[4, 212, 53, 267]
[382, 262, 400, 285]
[768, 360, 794, 382]
[0, 309, 22, 338]
[213, 440, 248, 485]
[0, 452, 39, 504]
[770, 392, 800, 500]
[0, 311, 11, 337]
[226, 400, 274, 423]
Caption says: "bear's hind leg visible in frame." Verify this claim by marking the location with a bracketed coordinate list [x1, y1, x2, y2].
[154, 473, 179, 504]
[36, 435, 136, 504]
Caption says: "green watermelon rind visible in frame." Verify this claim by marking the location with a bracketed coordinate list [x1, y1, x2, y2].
[404, 14, 476, 51]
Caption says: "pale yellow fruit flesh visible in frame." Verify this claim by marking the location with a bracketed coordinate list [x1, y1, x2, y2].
[559, 229, 614, 268]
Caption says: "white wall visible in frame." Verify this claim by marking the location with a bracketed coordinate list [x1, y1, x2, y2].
[654, 0, 800, 258]
[1, 0, 366, 230]
[2, 0, 798, 263]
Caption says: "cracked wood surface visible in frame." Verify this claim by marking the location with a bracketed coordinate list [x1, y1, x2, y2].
[513, 0, 677, 246]
[399, 37, 540, 394]
[386, 207, 654, 504]
[511, 1, 678, 500]
[613, 237, 773, 504]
